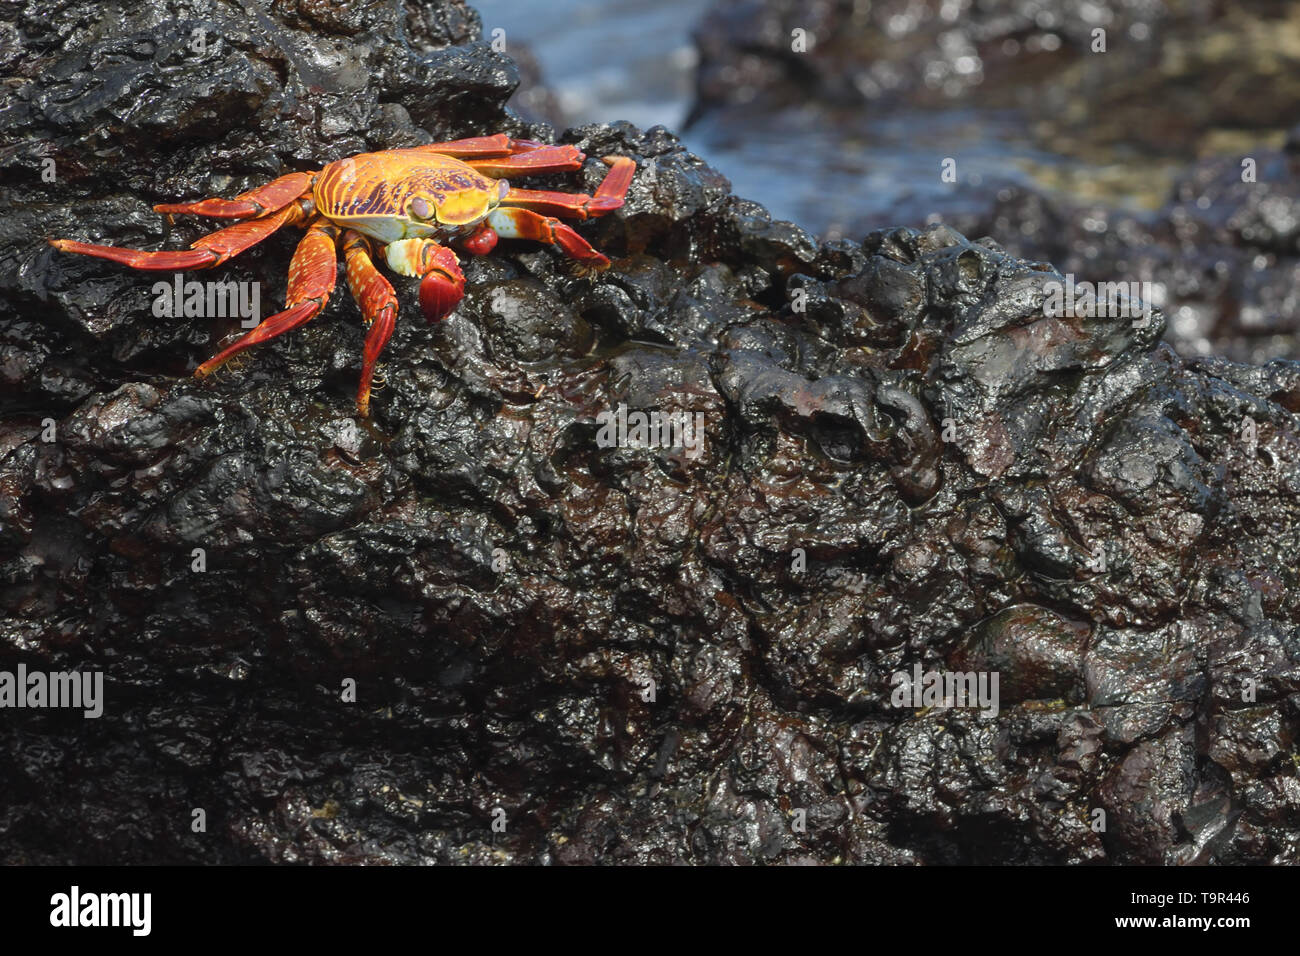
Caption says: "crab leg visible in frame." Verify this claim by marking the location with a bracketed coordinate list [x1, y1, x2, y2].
[500, 188, 622, 219]
[485, 207, 611, 270]
[154, 172, 316, 220]
[340, 231, 401, 418]
[593, 155, 636, 202]
[411, 134, 547, 158]
[464, 145, 586, 177]
[501, 155, 637, 219]
[50, 200, 310, 271]
[194, 219, 339, 378]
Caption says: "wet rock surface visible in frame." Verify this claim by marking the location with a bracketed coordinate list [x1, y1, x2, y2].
[1, 0, 1298, 864]
[889, 145, 1300, 365]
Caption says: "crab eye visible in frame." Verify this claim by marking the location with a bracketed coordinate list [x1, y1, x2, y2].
[410, 196, 430, 219]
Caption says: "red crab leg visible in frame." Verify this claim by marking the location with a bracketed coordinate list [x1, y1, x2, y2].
[342, 231, 401, 418]
[411, 134, 548, 158]
[593, 156, 636, 202]
[154, 171, 316, 220]
[501, 188, 623, 219]
[50, 200, 310, 271]
[485, 207, 611, 271]
[501, 154, 636, 219]
[194, 219, 339, 379]
[464, 145, 586, 177]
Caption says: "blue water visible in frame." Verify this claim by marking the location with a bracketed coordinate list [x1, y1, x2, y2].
[475, 0, 706, 132]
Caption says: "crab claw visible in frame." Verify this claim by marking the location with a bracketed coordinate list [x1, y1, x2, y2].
[387, 239, 466, 323]
[419, 257, 466, 323]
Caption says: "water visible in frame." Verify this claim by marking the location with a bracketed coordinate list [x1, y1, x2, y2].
[476, 0, 707, 133]
[475, 0, 1174, 240]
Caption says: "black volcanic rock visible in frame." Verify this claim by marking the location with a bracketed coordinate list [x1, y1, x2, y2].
[0, 0, 1297, 865]
[906, 147, 1300, 365]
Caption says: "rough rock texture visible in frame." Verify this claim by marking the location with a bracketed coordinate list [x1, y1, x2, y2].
[1, 0, 1299, 864]
[890, 143, 1300, 366]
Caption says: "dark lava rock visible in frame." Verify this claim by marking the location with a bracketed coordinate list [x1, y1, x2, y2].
[1032, 140, 1300, 373]
[1, 0, 1298, 865]
[918, 143, 1300, 365]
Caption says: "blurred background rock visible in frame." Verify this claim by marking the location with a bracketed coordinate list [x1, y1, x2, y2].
[482, 0, 1300, 363]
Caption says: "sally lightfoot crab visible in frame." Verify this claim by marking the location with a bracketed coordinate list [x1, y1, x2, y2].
[50, 135, 636, 416]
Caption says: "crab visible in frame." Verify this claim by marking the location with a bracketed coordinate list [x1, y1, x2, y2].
[49, 135, 636, 416]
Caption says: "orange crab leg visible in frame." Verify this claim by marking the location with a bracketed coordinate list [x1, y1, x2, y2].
[464, 145, 586, 178]
[50, 200, 310, 271]
[154, 171, 316, 220]
[501, 155, 636, 219]
[593, 156, 636, 201]
[411, 134, 548, 158]
[194, 219, 339, 378]
[494, 156, 635, 219]
[342, 231, 401, 417]
[501, 188, 623, 219]
[486, 207, 611, 270]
